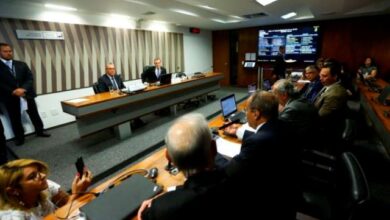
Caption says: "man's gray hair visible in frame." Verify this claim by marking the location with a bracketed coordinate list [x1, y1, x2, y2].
[273, 79, 296, 97]
[165, 113, 212, 172]
[248, 90, 279, 120]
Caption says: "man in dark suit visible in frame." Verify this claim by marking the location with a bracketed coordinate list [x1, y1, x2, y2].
[272, 45, 287, 81]
[224, 91, 298, 219]
[141, 58, 167, 83]
[138, 113, 233, 220]
[0, 43, 50, 146]
[97, 63, 125, 92]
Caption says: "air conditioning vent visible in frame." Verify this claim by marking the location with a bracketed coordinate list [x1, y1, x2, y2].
[143, 11, 156, 15]
[242, 12, 267, 19]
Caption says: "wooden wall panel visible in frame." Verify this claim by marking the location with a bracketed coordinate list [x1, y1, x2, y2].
[212, 30, 230, 86]
[213, 14, 390, 86]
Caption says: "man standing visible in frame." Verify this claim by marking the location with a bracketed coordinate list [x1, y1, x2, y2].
[0, 43, 50, 146]
[141, 58, 167, 83]
[272, 45, 287, 80]
[97, 63, 125, 92]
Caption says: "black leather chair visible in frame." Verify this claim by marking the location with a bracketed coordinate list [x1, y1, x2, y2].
[299, 151, 370, 220]
[92, 82, 101, 94]
[141, 65, 154, 83]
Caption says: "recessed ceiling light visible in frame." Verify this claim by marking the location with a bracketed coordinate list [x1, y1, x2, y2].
[199, 5, 217, 11]
[281, 12, 297, 19]
[44, 3, 77, 11]
[110, 14, 130, 19]
[172, 9, 198, 17]
[255, 0, 277, 6]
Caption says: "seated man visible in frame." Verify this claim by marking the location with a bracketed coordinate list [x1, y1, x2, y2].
[224, 91, 299, 219]
[97, 63, 125, 92]
[141, 58, 167, 83]
[138, 113, 233, 220]
[272, 79, 318, 146]
[98, 63, 145, 128]
[300, 65, 323, 103]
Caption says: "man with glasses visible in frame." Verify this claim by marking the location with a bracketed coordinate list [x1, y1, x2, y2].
[300, 65, 323, 103]
[97, 63, 125, 92]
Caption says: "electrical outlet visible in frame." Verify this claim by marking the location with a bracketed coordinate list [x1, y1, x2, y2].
[50, 109, 59, 116]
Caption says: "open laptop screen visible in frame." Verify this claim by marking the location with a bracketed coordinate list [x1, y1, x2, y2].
[220, 94, 237, 118]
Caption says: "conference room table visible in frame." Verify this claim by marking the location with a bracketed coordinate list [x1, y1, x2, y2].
[61, 72, 223, 139]
[44, 102, 246, 220]
[357, 79, 390, 151]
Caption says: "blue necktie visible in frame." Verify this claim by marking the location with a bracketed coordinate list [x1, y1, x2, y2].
[111, 77, 118, 90]
[6, 60, 15, 76]
[156, 68, 160, 79]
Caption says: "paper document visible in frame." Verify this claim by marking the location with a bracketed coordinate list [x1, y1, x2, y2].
[67, 98, 88, 103]
[216, 137, 241, 158]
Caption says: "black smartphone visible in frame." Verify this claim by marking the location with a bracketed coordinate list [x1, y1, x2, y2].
[75, 157, 85, 176]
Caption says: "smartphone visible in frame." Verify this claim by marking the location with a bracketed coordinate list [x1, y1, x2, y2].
[75, 157, 85, 176]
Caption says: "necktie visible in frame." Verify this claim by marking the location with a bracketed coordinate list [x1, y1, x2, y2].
[6, 60, 15, 76]
[111, 77, 118, 90]
[156, 68, 160, 79]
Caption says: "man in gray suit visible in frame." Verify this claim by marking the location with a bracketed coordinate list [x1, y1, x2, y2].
[272, 79, 318, 150]
[314, 59, 348, 153]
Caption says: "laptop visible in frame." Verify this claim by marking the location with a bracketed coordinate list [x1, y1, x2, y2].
[248, 83, 257, 95]
[159, 73, 172, 85]
[377, 85, 390, 105]
[81, 174, 162, 220]
[220, 94, 247, 123]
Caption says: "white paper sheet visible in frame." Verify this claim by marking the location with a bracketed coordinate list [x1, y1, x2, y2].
[216, 137, 241, 158]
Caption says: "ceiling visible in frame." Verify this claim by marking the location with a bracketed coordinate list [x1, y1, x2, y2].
[2, 0, 390, 30]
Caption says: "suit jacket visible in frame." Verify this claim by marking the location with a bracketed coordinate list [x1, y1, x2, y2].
[273, 53, 286, 79]
[279, 97, 318, 139]
[0, 60, 36, 102]
[141, 66, 167, 83]
[141, 170, 233, 220]
[97, 74, 125, 92]
[224, 119, 298, 219]
[314, 82, 348, 118]
[301, 78, 323, 103]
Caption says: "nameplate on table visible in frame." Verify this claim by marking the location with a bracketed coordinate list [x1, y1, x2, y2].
[66, 98, 89, 103]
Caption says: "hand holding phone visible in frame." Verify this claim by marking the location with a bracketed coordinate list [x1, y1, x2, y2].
[75, 157, 85, 176]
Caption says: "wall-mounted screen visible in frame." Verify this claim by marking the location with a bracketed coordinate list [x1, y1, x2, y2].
[258, 25, 320, 63]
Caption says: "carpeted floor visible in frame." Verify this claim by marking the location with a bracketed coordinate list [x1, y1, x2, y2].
[7, 86, 248, 190]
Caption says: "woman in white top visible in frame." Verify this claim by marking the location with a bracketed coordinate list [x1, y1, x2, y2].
[0, 159, 92, 219]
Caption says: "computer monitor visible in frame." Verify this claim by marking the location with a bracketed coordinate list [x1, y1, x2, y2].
[244, 61, 256, 68]
[160, 73, 172, 85]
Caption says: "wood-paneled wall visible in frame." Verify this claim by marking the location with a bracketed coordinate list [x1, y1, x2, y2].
[213, 14, 390, 87]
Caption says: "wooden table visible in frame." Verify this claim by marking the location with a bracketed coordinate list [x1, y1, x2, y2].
[61, 73, 223, 139]
[357, 79, 390, 150]
[45, 101, 247, 220]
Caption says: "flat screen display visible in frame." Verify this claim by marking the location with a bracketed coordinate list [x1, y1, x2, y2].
[258, 25, 320, 63]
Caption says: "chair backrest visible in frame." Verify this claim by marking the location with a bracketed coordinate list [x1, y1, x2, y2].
[335, 152, 370, 220]
[92, 82, 100, 94]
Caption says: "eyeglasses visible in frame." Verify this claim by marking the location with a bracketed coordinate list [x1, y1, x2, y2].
[26, 171, 44, 181]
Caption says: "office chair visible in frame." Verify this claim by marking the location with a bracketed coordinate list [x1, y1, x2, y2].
[299, 151, 370, 220]
[92, 82, 101, 94]
[141, 65, 154, 83]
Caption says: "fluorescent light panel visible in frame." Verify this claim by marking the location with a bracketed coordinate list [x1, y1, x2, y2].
[44, 3, 77, 11]
[172, 9, 198, 17]
[198, 5, 217, 11]
[255, 0, 277, 6]
[281, 12, 297, 19]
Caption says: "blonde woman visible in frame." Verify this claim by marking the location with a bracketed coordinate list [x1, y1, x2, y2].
[0, 159, 92, 219]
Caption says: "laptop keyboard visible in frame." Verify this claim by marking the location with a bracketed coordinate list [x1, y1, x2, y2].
[229, 111, 247, 123]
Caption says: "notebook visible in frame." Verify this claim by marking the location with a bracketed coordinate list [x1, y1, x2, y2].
[377, 86, 390, 105]
[160, 73, 172, 85]
[220, 94, 246, 123]
[248, 83, 257, 95]
[81, 174, 162, 220]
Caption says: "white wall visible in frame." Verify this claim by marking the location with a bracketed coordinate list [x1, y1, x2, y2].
[0, 9, 213, 139]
